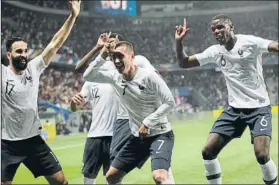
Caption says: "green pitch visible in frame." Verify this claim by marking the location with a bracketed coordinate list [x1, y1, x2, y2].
[13, 114, 278, 184]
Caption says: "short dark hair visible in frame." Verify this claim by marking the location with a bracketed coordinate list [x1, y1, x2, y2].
[110, 33, 124, 41]
[115, 41, 133, 51]
[212, 14, 233, 26]
[6, 37, 27, 52]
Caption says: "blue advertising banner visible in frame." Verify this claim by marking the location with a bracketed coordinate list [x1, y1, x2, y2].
[94, 0, 137, 16]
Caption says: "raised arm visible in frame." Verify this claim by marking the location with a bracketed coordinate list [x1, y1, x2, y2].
[82, 34, 118, 83]
[82, 50, 117, 84]
[142, 72, 175, 128]
[175, 18, 200, 68]
[41, 0, 81, 65]
[75, 32, 113, 73]
[75, 46, 102, 73]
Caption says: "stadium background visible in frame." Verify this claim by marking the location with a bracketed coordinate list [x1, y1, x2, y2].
[1, 0, 278, 184]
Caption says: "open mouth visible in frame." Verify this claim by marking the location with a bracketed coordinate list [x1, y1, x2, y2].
[216, 35, 224, 42]
[20, 58, 27, 65]
[116, 65, 125, 73]
[20, 61, 27, 65]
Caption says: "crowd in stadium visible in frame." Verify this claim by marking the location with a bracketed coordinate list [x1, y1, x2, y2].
[1, 1, 278, 184]
[1, 2, 278, 112]
[38, 68, 84, 109]
[2, 3, 278, 65]
[18, 0, 269, 12]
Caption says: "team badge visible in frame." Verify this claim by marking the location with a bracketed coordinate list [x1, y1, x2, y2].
[26, 76, 33, 82]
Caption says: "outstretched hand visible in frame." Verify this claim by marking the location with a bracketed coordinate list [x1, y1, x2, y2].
[175, 18, 190, 41]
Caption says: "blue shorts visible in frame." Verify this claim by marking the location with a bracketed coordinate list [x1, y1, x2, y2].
[211, 105, 272, 143]
[1, 135, 62, 181]
[110, 119, 148, 169]
[82, 136, 111, 177]
[111, 131, 174, 173]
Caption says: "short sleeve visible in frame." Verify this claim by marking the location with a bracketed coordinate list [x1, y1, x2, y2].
[250, 35, 273, 54]
[194, 45, 218, 66]
[135, 55, 155, 70]
[80, 82, 92, 103]
[28, 55, 48, 75]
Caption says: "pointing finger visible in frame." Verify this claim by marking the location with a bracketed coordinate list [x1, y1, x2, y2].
[183, 17, 187, 28]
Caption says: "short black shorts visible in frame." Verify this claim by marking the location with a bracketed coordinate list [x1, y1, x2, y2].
[111, 130, 174, 173]
[110, 119, 148, 169]
[1, 135, 62, 182]
[110, 119, 131, 161]
[82, 136, 112, 177]
[211, 105, 272, 143]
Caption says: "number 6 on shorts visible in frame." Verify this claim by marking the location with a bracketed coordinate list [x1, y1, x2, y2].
[260, 116, 268, 127]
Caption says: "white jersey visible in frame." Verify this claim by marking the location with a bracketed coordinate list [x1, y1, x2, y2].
[116, 55, 157, 120]
[1, 55, 47, 140]
[83, 55, 174, 137]
[81, 82, 118, 137]
[195, 34, 273, 108]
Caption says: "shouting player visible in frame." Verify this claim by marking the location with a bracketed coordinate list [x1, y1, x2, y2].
[74, 33, 175, 184]
[83, 39, 175, 184]
[1, 1, 81, 184]
[175, 15, 278, 184]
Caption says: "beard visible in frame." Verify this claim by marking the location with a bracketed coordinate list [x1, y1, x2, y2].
[11, 55, 28, 70]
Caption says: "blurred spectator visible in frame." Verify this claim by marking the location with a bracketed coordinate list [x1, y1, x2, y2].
[1, 3, 278, 65]
[1, 1, 278, 112]
[56, 123, 71, 136]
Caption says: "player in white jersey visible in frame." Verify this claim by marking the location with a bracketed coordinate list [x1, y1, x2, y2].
[70, 82, 118, 185]
[82, 40, 175, 184]
[75, 33, 175, 184]
[1, 1, 81, 184]
[175, 14, 278, 184]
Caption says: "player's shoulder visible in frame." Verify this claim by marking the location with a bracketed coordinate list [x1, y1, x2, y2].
[1, 64, 9, 75]
[141, 67, 160, 81]
[103, 60, 116, 70]
[235, 34, 267, 48]
[29, 54, 44, 63]
[202, 44, 223, 56]
[137, 67, 153, 78]
[83, 81, 99, 87]
[135, 55, 156, 70]
[1, 63, 8, 70]
[27, 55, 45, 70]
[135, 54, 150, 65]
[205, 44, 222, 52]
[236, 34, 256, 39]
[84, 81, 112, 89]
[135, 54, 148, 61]
[236, 34, 261, 43]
